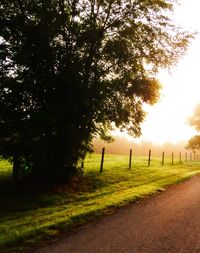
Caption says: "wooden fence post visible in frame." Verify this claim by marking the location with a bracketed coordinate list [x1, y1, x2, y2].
[100, 147, 105, 173]
[148, 150, 151, 167]
[190, 153, 192, 161]
[129, 149, 132, 170]
[179, 152, 182, 164]
[162, 152, 165, 166]
[172, 152, 174, 165]
[185, 153, 187, 162]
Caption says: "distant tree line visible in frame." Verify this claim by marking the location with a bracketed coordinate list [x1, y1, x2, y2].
[93, 136, 188, 156]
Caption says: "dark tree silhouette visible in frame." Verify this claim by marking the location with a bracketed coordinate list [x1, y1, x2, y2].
[0, 0, 192, 182]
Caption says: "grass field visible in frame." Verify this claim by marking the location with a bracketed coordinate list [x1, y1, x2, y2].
[1, 154, 200, 252]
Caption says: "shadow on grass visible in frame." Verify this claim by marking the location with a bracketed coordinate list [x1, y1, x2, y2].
[1, 159, 199, 216]
[1, 157, 200, 253]
[0, 170, 113, 219]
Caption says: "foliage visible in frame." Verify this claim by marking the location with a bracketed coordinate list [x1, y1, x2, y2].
[187, 104, 200, 151]
[0, 0, 192, 181]
[188, 103, 200, 132]
[186, 135, 200, 151]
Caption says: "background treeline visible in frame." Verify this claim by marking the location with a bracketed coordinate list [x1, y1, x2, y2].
[93, 136, 188, 156]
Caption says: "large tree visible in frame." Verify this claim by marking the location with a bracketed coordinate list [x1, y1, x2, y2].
[0, 0, 191, 182]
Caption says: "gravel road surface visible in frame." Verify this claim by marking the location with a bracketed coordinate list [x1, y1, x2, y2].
[34, 175, 200, 253]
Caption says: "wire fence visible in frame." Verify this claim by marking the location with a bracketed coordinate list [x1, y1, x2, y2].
[81, 148, 200, 173]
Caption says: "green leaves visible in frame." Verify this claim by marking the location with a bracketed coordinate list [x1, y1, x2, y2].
[0, 0, 192, 182]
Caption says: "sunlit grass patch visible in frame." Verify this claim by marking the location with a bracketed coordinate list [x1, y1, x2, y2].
[0, 155, 200, 252]
[0, 159, 12, 180]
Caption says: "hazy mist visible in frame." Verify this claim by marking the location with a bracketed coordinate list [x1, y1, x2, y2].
[93, 136, 189, 157]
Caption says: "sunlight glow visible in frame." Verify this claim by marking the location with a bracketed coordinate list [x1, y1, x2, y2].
[136, 0, 200, 144]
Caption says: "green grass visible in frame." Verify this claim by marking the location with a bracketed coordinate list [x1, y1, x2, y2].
[1, 154, 200, 252]
[0, 159, 12, 180]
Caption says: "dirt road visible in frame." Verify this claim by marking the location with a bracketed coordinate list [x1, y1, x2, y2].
[34, 175, 200, 253]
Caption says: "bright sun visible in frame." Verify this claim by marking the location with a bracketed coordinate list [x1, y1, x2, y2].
[135, 0, 200, 145]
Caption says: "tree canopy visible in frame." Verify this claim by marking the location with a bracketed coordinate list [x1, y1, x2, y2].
[0, 0, 192, 182]
[186, 135, 200, 152]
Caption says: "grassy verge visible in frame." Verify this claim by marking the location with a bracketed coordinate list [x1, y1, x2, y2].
[1, 154, 200, 252]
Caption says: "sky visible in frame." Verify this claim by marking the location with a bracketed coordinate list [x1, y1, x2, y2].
[132, 0, 200, 145]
